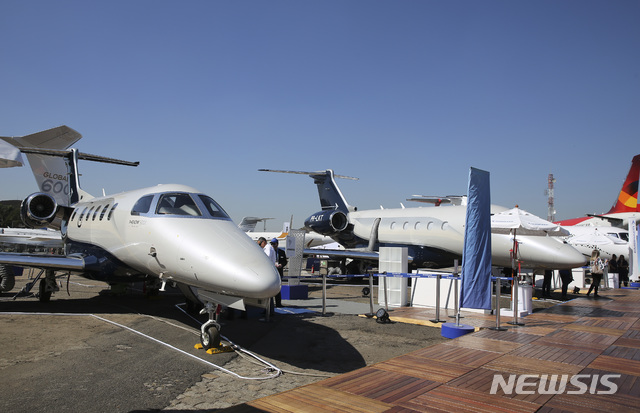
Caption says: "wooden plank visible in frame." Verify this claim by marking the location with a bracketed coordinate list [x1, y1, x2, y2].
[588, 355, 640, 376]
[250, 386, 392, 413]
[446, 367, 555, 405]
[615, 337, 640, 349]
[483, 355, 584, 376]
[410, 344, 502, 368]
[561, 323, 627, 336]
[322, 367, 438, 403]
[472, 329, 541, 344]
[376, 355, 473, 382]
[539, 392, 640, 412]
[509, 343, 598, 367]
[603, 345, 640, 361]
[445, 335, 524, 353]
[399, 384, 540, 413]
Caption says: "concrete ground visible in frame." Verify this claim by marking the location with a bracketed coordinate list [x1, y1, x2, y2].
[0, 274, 452, 412]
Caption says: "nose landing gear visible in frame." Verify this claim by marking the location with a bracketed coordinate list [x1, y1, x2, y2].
[199, 302, 222, 349]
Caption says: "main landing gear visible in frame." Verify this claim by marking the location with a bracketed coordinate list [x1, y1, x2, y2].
[199, 302, 222, 349]
[12, 269, 60, 302]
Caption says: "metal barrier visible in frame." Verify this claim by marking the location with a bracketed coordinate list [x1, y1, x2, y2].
[308, 272, 514, 330]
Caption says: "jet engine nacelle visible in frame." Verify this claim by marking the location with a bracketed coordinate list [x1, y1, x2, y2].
[21, 193, 63, 229]
[304, 210, 349, 236]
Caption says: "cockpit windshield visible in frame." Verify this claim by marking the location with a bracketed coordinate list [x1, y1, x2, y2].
[157, 193, 202, 216]
[609, 232, 629, 242]
[130, 192, 231, 219]
[198, 195, 230, 218]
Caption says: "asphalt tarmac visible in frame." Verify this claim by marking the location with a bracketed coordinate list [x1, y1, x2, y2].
[0, 275, 448, 412]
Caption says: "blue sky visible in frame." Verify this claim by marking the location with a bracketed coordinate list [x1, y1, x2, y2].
[1, 1, 638, 230]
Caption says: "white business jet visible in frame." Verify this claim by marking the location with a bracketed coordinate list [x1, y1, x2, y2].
[0, 126, 281, 348]
[261, 169, 586, 271]
[561, 225, 629, 260]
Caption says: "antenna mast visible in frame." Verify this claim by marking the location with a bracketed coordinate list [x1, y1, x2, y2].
[545, 173, 556, 222]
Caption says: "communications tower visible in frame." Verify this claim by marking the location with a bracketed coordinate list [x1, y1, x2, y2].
[545, 173, 556, 222]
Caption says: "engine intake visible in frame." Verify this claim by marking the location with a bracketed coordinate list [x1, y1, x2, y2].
[304, 210, 349, 236]
[21, 193, 60, 229]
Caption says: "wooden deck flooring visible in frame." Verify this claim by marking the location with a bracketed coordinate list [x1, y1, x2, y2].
[223, 288, 640, 412]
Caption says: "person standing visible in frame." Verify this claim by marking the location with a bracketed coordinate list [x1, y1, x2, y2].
[559, 269, 573, 300]
[609, 254, 619, 287]
[542, 270, 553, 298]
[257, 237, 277, 317]
[270, 238, 287, 307]
[618, 255, 629, 288]
[587, 249, 604, 297]
[258, 237, 277, 265]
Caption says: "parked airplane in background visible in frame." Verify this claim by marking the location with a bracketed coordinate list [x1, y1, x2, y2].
[561, 225, 629, 260]
[556, 154, 640, 228]
[0, 126, 281, 349]
[239, 216, 336, 248]
[260, 169, 586, 271]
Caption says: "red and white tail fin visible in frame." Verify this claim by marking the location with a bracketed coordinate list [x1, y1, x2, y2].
[606, 154, 640, 214]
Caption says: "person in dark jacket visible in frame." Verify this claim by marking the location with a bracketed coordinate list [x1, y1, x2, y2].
[271, 238, 287, 307]
[618, 255, 629, 288]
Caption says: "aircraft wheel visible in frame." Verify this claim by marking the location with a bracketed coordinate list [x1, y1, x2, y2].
[38, 279, 52, 302]
[0, 265, 15, 292]
[200, 326, 221, 349]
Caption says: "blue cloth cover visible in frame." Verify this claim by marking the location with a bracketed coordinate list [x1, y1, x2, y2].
[460, 167, 492, 310]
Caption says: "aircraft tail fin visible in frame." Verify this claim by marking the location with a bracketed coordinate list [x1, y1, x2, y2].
[606, 154, 640, 214]
[237, 217, 274, 232]
[259, 169, 357, 213]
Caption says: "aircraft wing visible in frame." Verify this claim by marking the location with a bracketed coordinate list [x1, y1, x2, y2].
[0, 252, 97, 271]
[586, 214, 624, 227]
[303, 248, 379, 261]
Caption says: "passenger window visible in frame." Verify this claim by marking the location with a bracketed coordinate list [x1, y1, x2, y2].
[71, 208, 78, 222]
[108, 203, 118, 220]
[198, 195, 229, 218]
[78, 207, 88, 221]
[156, 193, 201, 216]
[131, 195, 154, 216]
[86, 206, 95, 221]
[92, 206, 100, 221]
[100, 204, 110, 220]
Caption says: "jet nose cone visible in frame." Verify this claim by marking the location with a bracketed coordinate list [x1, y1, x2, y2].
[553, 242, 588, 269]
[518, 236, 587, 269]
[164, 219, 281, 299]
[241, 261, 282, 298]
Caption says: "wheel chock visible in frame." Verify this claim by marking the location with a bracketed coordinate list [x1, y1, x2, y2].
[194, 342, 233, 354]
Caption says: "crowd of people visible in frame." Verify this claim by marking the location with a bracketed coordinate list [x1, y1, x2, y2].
[540, 249, 632, 300]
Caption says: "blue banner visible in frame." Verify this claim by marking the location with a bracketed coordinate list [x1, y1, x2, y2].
[460, 167, 492, 309]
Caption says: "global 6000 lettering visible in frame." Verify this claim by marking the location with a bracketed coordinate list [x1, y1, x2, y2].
[0, 126, 281, 349]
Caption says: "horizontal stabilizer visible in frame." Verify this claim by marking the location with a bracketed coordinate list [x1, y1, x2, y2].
[238, 216, 274, 232]
[259, 169, 359, 181]
[20, 148, 139, 167]
[0, 125, 81, 150]
[0, 140, 24, 168]
[407, 195, 466, 206]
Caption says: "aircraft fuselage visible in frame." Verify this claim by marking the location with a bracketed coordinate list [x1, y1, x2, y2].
[63, 184, 281, 299]
[349, 205, 586, 269]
